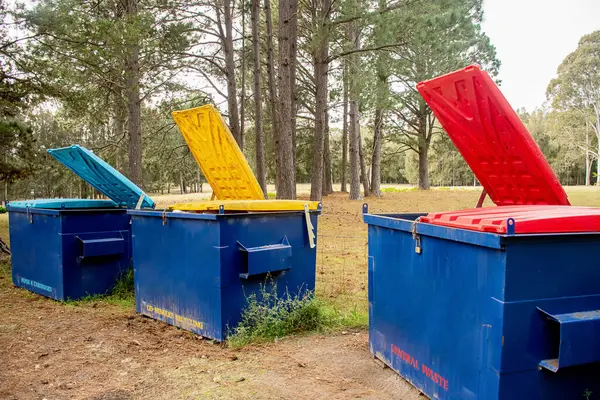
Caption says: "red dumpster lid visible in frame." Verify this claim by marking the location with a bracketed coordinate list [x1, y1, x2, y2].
[417, 65, 569, 206]
[420, 206, 600, 234]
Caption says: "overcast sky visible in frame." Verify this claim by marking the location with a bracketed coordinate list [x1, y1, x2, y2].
[481, 0, 599, 111]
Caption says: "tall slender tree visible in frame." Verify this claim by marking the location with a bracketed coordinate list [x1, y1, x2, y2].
[264, 0, 280, 190]
[309, 0, 332, 201]
[547, 31, 600, 185]
[252, 0, 267, 193]
[276, 0, 298, 199]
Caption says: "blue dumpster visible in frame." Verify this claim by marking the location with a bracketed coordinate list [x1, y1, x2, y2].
[8, 145, 154, 301]
[364, 65, 600, 400]
[129, 104, 321, 341]
[129, 204, 320, 341]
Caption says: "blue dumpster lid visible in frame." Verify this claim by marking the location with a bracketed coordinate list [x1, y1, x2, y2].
[47, 145, 155, 209]
[8, 198, 119, 209]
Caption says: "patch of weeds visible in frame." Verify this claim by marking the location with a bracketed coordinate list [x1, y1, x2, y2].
[0, 206, 6, 214]
[0, 257, 12, 288]
[381, 187, 418, 193]
[227, 283, 368, 347]
[267, 192, 277, 199]
[0, 257, 10, 279]
[66, 268, 135, 309]
[319, 302, 368, 329]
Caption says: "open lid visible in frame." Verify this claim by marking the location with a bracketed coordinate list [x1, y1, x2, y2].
[417, 65, 569, 206]
[171, 104, 265, 200]
[168, 199, 320, 212]
[47, 145, 155, 209]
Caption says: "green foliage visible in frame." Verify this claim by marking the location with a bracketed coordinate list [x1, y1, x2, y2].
[0, 206, 6, 214]
[547, 30, 600, 185]
[381, 187, 417, 193]
[548, 31, 600, 112]
[228, 283, 367, 347]
[584, 389, 593, 400]
[0, 257, 10, 280]
[0, 2, 37, 190]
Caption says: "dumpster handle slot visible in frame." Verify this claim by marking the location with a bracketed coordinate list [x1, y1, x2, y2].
[27, 206, 33, 224]
[537, 307, 600, 372]
[162, 209, 167, 225]
[77, 233, 126, 261]
[238, 236, 293, 279]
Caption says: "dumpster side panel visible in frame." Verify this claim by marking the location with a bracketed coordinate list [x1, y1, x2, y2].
[131, 214, 223, 340]
[367, 219, 506, 400]
[61, 212, 132, 300]
[59, 210, 131, 234]
[499, 294, 600, 374]
[218, 212, 318, 337]
[498, 365, 600, 399]
[9, 209, 64, 300]
[58, 212, 132, 301]
[504, 237, 600, 301]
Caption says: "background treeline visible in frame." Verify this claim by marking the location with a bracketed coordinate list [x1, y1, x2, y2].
[1, 0, 598, 202]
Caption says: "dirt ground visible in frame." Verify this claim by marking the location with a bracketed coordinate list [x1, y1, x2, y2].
[2, 186, 600, 400]
[0, 278, 419, 400]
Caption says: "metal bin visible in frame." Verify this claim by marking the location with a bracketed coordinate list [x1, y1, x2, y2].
[364, 66, 600, 400]
[130, 105, 321, 341]
[8, 145, 154, 300]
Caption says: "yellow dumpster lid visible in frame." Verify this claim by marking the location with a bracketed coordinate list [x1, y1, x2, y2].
[168, 200, 321, 212]
[172, 104, 265, 200]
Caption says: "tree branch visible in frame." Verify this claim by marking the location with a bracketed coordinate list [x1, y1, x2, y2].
[327, 42, 405, 63]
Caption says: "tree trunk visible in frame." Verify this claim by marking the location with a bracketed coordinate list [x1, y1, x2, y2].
[323, 114, 334, 195]
[125, 0, 142, 186]
[418, 138, 430, 190]
[179, 172, 185, 194]
[348, 20, 361, 200]
[218, 0, 242, 147]
[585, 129, 591, 186]
[239, 0, 246, 149]
[264, 0, 280, 190]
[371, 108, 383, 196]
[349, 100, 361, 200]
[597, 140, 600, 186]
[252, 0, 267, 195]
[359, 131, 370, 197]
[276, 0, 298, 199]
[309, 0, 331, 201]
[595, 105, 600, 186]
[341, 61, 349, 192]
[417, 102, 430, 190]
[197, 168, 202, 194]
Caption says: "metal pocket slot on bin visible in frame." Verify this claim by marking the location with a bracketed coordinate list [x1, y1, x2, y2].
[364, 65, 600, 400]
[8, 145, 154, 301]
